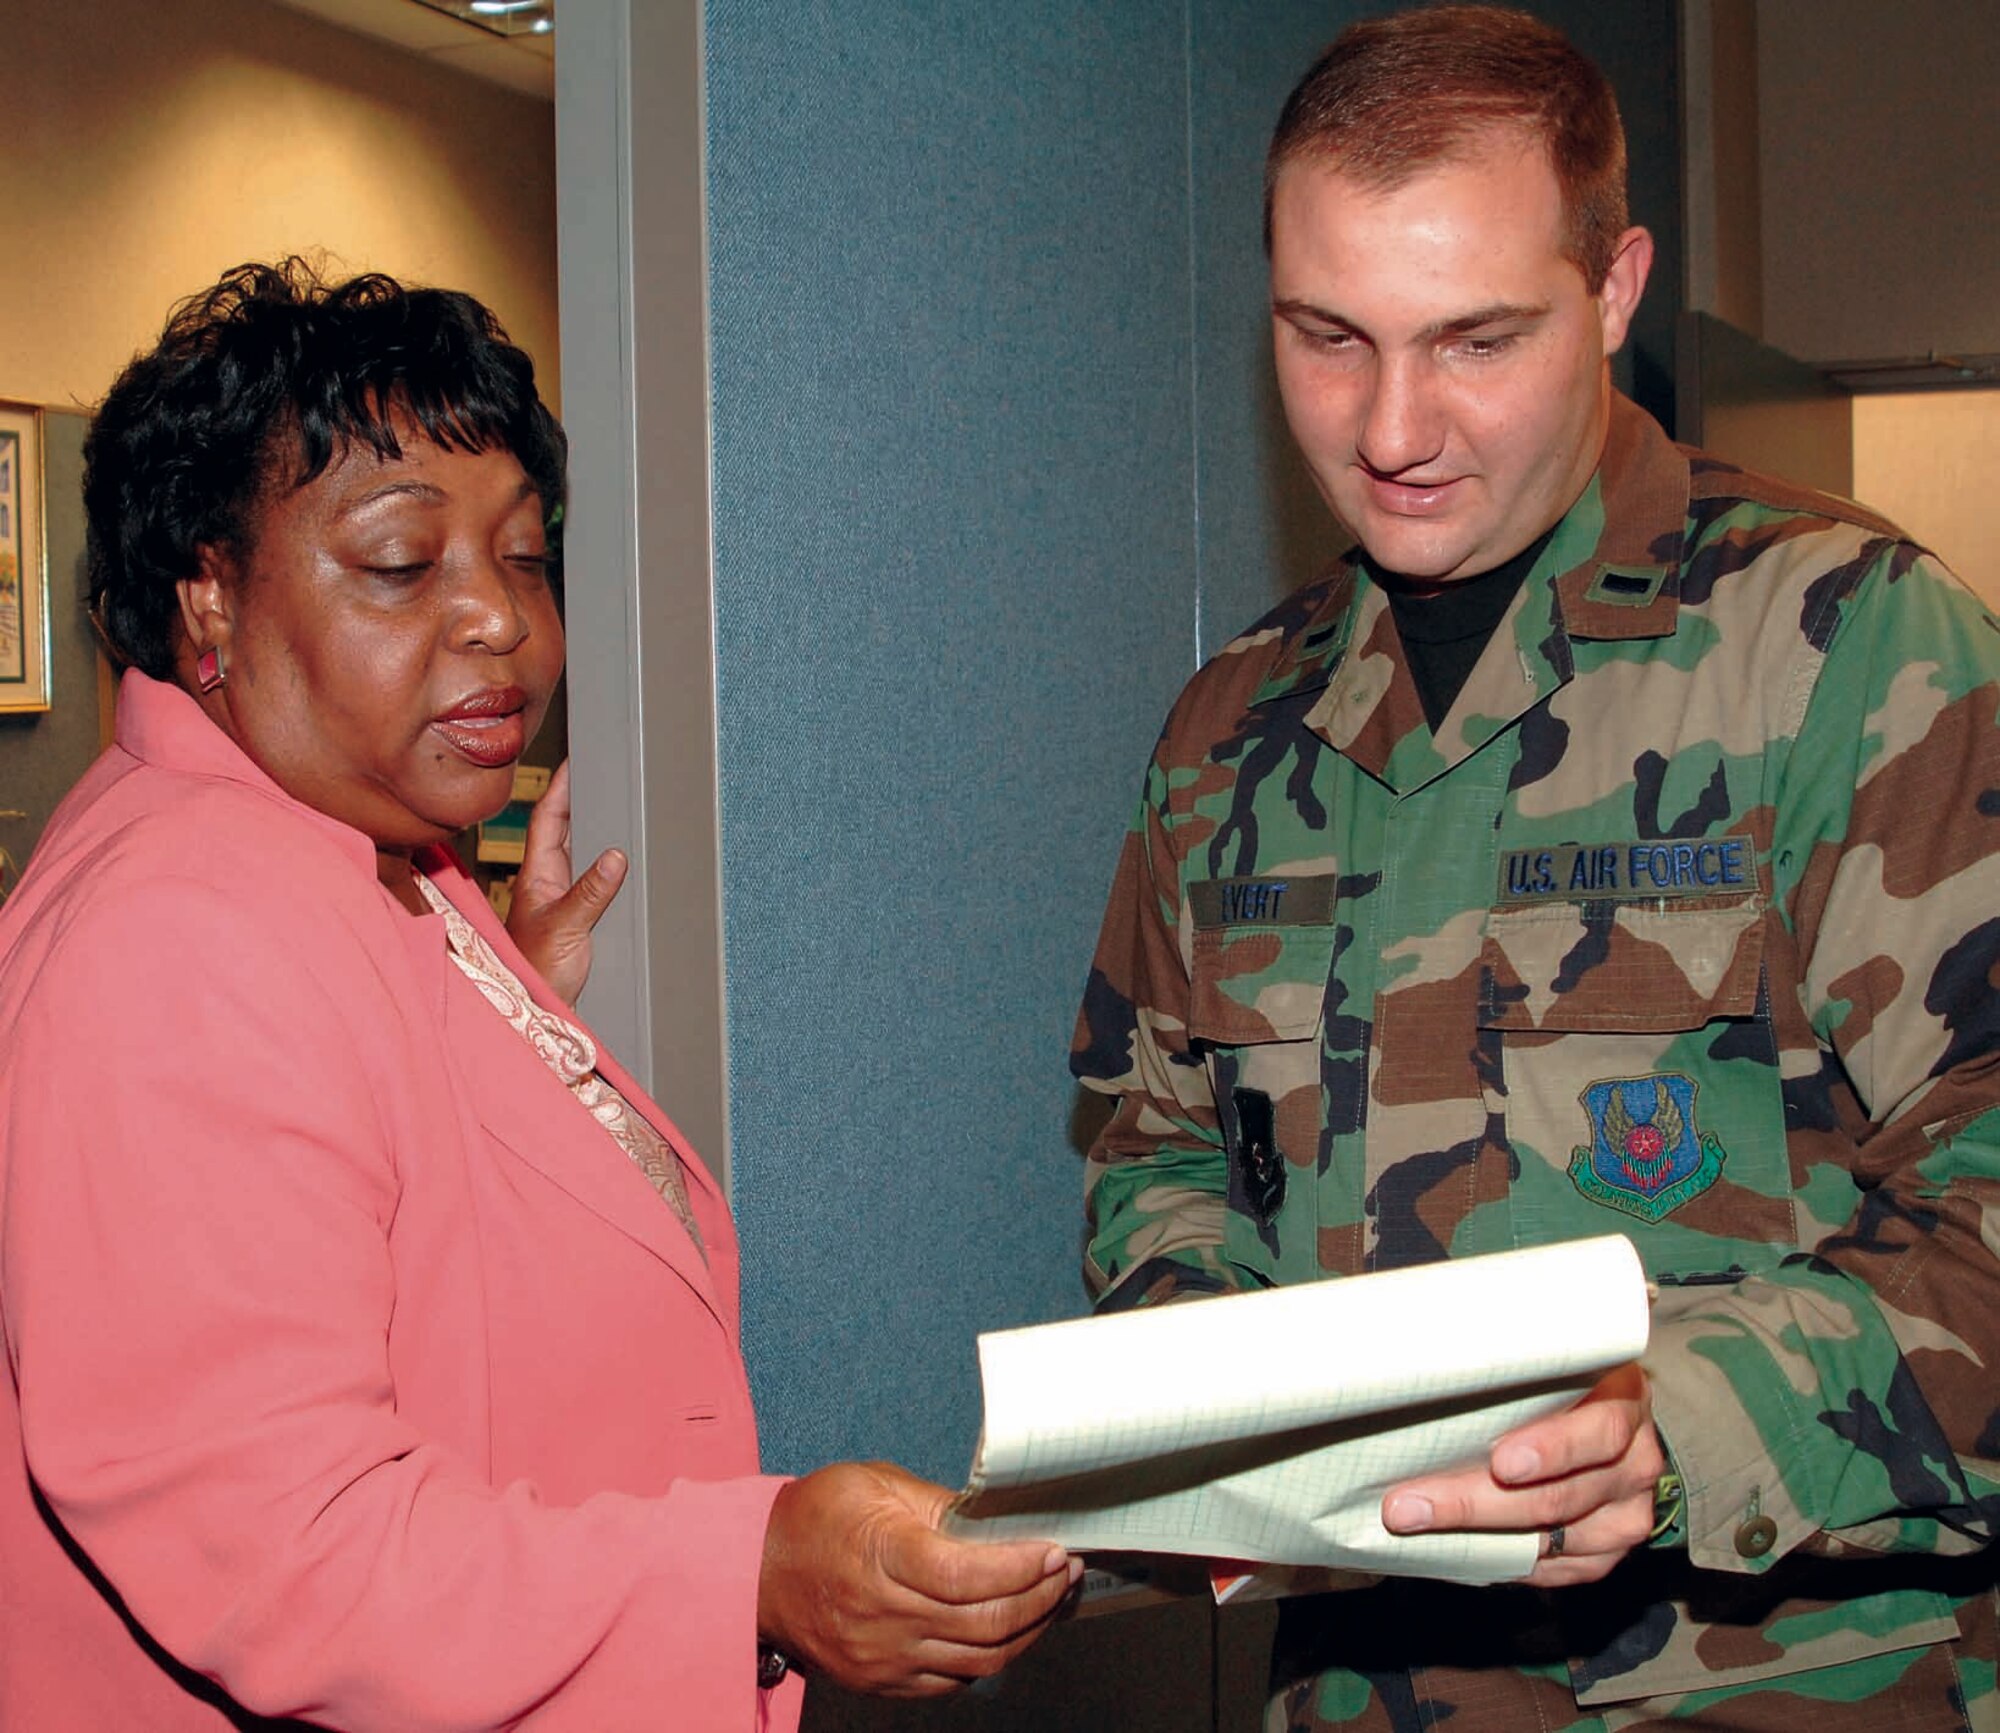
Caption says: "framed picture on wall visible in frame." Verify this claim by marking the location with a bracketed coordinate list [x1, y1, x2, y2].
[0, 402, 49, 713]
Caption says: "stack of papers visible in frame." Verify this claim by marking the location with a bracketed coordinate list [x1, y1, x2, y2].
[947, 1235, 1649, 1586]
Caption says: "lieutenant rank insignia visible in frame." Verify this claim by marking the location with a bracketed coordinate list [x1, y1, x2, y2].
[1570, 1072, 1725, 1222]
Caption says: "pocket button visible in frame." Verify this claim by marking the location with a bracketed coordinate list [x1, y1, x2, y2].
[1733, 1516, 1778, 1558]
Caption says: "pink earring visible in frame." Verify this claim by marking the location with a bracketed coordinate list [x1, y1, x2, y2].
[196, 647, 226, 693]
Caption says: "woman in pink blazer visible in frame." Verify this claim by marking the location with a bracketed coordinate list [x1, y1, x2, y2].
[0, 263, 1075, 1731]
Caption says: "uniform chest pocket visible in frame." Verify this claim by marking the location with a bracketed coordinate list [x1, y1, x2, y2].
[1474, 894, 1796, 1260]
[1186, 883, 1343, 1283]
[1188, 920, 1337, 1045]
[1186, 873, 1343, 1045]
[1477, 893, 1764, 1034]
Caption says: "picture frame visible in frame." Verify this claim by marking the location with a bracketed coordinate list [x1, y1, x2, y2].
[0, 402, 49, 713]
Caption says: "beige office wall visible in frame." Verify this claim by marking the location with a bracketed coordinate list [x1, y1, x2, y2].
[1852, 392, 2000, 608]
[1, 0, 557, 416]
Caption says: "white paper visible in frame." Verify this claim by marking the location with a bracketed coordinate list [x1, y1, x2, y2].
[947, 1235, 1650, 1585]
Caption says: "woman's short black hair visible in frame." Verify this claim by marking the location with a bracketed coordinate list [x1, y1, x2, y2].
[84, 258, 568, 678]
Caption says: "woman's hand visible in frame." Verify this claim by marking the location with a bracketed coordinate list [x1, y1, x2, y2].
[1380, 1362, 1664, 1587]
[504, 760, 626, 1006]
[757, 1461, 1080, 1697]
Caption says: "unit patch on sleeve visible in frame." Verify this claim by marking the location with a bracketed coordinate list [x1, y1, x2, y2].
[1569, 1072, 1725, 1221]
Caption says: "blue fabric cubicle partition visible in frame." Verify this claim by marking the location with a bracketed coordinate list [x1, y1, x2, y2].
[706, 2, 1198, 1480]
[702, 0, 1678, 1483]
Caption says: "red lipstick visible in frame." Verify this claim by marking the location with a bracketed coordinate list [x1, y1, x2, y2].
[432, 686, 528, 769]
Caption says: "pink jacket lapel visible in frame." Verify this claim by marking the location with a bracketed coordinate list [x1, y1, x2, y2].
[405, 853, 734, 1333]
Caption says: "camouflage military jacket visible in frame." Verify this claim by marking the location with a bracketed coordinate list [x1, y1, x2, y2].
[1072, 395, 2000, 1729]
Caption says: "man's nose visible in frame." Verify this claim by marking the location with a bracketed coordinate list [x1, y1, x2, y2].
[1354, 354, 1444, 476]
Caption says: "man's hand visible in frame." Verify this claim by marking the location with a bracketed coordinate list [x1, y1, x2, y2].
[503, 760, 626, 1006]
[757, 1461, 1080, 1697]
[1381, 1362, 1664, 1587]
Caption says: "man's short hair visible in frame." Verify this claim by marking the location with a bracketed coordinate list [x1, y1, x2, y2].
[1265, 4, 1629, 290]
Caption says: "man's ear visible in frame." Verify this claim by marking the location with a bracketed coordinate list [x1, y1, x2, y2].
[1595, 225, 1654, 357]
[175, 544, 236, 660]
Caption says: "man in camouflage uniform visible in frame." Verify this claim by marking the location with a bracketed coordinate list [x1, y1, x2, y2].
[1071, 7, 2000, 1728]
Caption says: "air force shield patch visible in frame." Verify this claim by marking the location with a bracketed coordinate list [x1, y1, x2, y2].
[1569, 1072, 1725, 1222]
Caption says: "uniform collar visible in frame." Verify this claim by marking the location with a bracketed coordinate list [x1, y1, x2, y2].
[1548, 390, 1690, 646]
[1254, 392, 1691, 715]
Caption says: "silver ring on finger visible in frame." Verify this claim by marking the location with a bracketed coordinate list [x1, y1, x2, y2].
[1545, 1524, 1567, 1560]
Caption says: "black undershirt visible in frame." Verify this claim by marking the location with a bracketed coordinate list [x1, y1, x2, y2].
[1377, 527, 1556, 732]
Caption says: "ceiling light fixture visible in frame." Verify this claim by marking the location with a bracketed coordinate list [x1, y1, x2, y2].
[406, 0, 553, 39]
